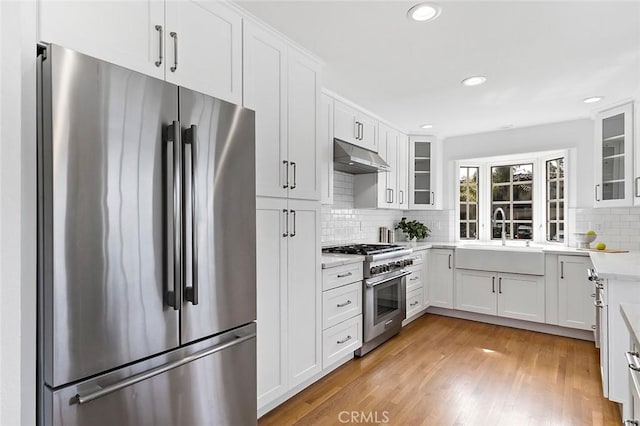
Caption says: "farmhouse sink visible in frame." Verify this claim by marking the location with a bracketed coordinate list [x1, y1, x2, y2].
[455, 244, 545, 275]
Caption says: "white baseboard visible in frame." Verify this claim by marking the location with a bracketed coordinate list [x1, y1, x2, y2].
[425, 307, 595, 341]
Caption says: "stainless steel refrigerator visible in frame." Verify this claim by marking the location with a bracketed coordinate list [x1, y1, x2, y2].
[37, 44, 257, 425]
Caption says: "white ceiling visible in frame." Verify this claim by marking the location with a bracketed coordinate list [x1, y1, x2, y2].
[238, 0, 640, 139]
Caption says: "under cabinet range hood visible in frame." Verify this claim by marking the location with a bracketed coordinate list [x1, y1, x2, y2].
[333, 139, 390, 174]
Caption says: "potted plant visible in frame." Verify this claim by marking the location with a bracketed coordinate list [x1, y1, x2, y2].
[395, 217, 430, 241]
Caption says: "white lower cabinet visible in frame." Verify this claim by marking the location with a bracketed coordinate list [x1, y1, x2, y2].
[455, 269, 545, 323]
[321, 262, 363, 370]
[406, 287, 424, 319]
[557, 255, 595, 330]
[256, 197, 321, 411]
[428, 249, 455, 309]
[405, 249, 427, 321]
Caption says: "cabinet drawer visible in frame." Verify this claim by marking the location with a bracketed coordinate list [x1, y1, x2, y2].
[406, 287, 424, 319]
[406, 268, 423, 292]
[322, 315, 362, 369]
[322, 263, 363, 291]
[409, 251, 425, 266]
[323, 282, 362, 329]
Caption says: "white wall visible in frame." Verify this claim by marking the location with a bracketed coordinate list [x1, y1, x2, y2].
[441, 118, 594, 209]
[0, 2, 37, 425]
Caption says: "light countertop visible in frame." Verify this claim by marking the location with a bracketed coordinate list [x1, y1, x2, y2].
[621, 304, 640, 348]
[321, 253, 365, 269]
[590, 251, 640, 281]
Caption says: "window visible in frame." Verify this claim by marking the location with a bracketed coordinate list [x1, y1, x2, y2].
[459, 167, 479, 239]
[491, 163, 533, 240]
[546, 158, 565, 242]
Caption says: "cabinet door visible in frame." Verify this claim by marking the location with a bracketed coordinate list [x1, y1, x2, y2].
[497, 273, 545, 323]
[455, 270, 497, 315]
[594, 102, 634, 207]
[409, 137, 436, 209]
[358, 112, 378, 152]
[428, 249, 454, 308]
[320, 94, 334, 205]
[376, 124, 391, 208]
[333, 100, 358, 145]
[397, 134, 409, 209]
[255, 198, 288, 409]
[165, 0, 242, 103]
[39, 1, 164, 79]
[243, 22, 288, 199]
[386, 129, 399, 208]
[287, 200, 321, 388]
[558, 255, 595, 330]
[287, 49, 321, 201]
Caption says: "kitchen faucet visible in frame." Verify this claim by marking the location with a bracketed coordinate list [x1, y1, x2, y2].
[492, 207, 507, 246]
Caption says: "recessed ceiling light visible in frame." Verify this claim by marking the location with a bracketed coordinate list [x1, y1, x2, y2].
[461, 76, 487, 87]
[583, 96, 603, 104]
[499, 124, 514, 130]
[421, 124, 433, 129]
[407, 3, 442, 22]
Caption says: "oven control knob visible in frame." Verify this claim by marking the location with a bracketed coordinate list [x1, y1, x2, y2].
[370, 266, 376, 275]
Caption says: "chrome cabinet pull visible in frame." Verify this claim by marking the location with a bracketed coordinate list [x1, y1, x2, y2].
[410, 276, 419, 281]
[337, 272, 352, 278]
[170, 31, 178, 72]
[498, 277, 502, 294]
[154, 25, 163, 67]
[337, 335, 352, 345]
[391, 189, 394, 203]
[290, 162, 297, 189]
[431, 191, 435, 205]
[591, 293, 596, 298]
[591, 324, 596, 330]
[399, 190, 404, 205]
[290, 209, 296, 237]
[636, 177, 640, 197]
[448, 254, 452, 269]
[184, 125, 198, 305]
[560, 261, 564, 279]
[354, 120, 359, 140]
[626, 351, 640, 371]
[410, 301, 419, 307]
[595, 184, 600, 202]
[282, 209, 289, 237]
[492, 276, 495, 293]
[282, 160, 289, 188]
[165, 121, 182, 310]
[336, 300, 352, 308]
[359, 122, 364, 140]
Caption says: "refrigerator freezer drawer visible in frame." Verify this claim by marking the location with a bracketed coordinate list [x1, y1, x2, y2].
[42, 323, 257, 426]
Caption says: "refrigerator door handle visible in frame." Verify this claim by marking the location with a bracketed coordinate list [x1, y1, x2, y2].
[184, 125, 198, 305]
[165, 121, 182, 310]
[75, 331, 256, 405]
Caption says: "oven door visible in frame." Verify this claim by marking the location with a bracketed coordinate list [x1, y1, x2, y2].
[363, 271, 409, 342]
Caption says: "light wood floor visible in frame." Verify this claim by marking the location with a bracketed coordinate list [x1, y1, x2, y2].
[259, 314, 620, 426]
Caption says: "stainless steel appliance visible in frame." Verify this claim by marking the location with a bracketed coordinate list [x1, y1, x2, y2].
[37, 44, 257, 425]
[588, 267, 608, 397]
[322, 244, 413, 356]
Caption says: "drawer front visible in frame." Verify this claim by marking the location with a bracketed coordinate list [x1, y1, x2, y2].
[406, 267, 423, 292]
[322, 282, 362, 329]
[409, 251, 425, 266]
[322, 315, 362, 369]
[322, 263, 363, 291]
[406, 287, 424, 319]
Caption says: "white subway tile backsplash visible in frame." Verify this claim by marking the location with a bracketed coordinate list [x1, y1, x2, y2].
[573, 206, 640, 251]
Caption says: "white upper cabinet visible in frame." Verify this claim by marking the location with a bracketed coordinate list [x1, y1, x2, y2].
[333, 100, 377, 152]
[408, 136, 441, 209]
[634, 100, 640, 206]
[39, 0, 242, 103]
[594, 102, 634, 207]
[39, 1, 165, 80]
[320, 94, 334, 205]
[397, 133, 409, 209]
[244, 21, 320, 201]
[165, 0, 242, 103]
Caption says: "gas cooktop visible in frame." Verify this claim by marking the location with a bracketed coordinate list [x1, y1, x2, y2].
[322, 243, 405, 256]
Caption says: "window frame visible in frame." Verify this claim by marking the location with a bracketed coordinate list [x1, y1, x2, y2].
[454, 150, 568, 244]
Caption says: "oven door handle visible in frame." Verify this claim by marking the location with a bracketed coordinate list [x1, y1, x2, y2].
[365, 270, 411, 287]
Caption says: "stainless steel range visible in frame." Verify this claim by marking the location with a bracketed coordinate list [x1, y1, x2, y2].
[322, 244, 413, 356]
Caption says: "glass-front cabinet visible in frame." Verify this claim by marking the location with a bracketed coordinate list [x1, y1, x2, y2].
[408, 136, 440, 209]
[594, 102, 634, 207]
